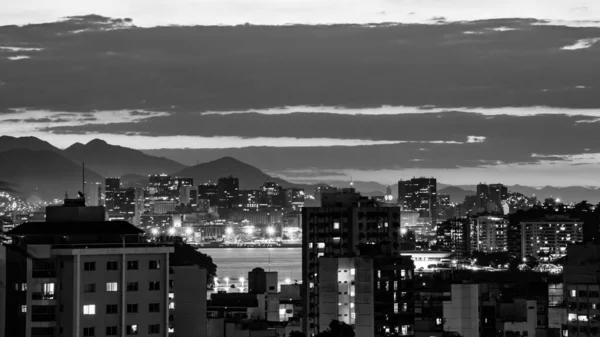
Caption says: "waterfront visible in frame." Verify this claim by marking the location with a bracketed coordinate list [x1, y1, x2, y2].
[200, 247, 302, 286]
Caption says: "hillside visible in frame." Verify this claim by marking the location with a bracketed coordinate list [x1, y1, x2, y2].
[64, 139, 186, 177]
[0, 149, 104, 200]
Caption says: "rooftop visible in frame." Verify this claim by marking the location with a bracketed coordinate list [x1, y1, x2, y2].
[7, 220, 143, 236]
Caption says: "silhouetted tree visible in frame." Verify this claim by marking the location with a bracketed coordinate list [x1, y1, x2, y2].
[169, 240, 217, 285]
[316, 320, 355, 337]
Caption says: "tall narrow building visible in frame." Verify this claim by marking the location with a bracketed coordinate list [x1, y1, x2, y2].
[302, 188, 405, 336]
[217, 176, 239, 209]
[398, 178, 437, 227]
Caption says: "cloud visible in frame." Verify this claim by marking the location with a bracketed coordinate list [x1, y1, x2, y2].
[7, 56, 30, 60]
[561, 38, 600, 50]
[467, 136, 486, 143]
[0, 46, 43, 52]
[200, 105, 600, 118]
[3, 0, 600, 27]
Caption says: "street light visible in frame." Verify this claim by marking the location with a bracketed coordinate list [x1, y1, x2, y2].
[267, 227, 275, 236]
[185, 227, 193, 235]
[285, 278, 291, 284]
[225, 227, 233, 236]
[168, 227, 176, 236]
[151, 228, 159, 236]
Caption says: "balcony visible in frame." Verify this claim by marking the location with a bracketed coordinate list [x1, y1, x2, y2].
[32, 314, 57, 322]
[32, 270, 56, 278]
[32, 292, 55, 300]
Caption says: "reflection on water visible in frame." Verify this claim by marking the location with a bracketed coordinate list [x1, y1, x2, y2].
[200, 247, 302, 284]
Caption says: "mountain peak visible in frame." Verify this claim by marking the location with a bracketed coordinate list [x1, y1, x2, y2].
[87, 138, 109, 146]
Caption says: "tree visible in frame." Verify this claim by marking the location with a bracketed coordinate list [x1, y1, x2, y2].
[169, 240, 217, 285]
[316, 320, 355, 337]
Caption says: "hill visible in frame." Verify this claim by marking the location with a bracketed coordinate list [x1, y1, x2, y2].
[173, 157, 307, 190]
[64, 139, 186, 177]
[0, 149, 104, 200]
[0, 136, 61, 153]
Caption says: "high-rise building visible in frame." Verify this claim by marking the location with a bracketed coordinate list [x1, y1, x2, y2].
[198, 184, 219, 208]
[489, 184, 508, 207]
[284, 188, 305, 209]
[476, 183, 489, 211]
[398, 178, 437, 222]
[217, 176, 239, 209]
[476, 183, 508, 214]
[111, 187, 136, 216]
[179, 185, 192, 206]
[3, 198, 173, 337]
[521, 215, 583, 259]
[86, 182, 103, 206]
[302, 188, 404, 336]
[133, 188, 145, 227]
[471, 215, 508, 253]
[436, 218, 471, 258]
[149, 174, 171, 196]
[104, 177, 120, 211]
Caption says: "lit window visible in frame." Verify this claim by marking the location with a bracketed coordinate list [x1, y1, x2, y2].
[127, 325, 138, 335]
[350, 268, 355, 276]
[21, 305, 27, 313]
[350, 303, 355, 308]
[317, 243, 325, 249]
[106, 282, 118, 292]
[571, 290, 577, 298]
[394, 302, 399, 313]
[334, 222, 340, 229]
[568, 313, 577, 322]
[579, 315, 589, 322]
[169, 302, 175, 310]
[43, 283, 55, 298]
[83, 304, 96, 315]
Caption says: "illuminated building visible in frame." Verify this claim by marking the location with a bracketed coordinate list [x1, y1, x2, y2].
[521, 215, 583, 259]
[86, 182, 103, 206]
[149, 174, 171, 196]
[179, 185, 192, 206]
[398, 178, 437, 226]
[302, 188, 403, 336]
[471, 215, 508, 253]
[104, 177, 120, 211]
[153, 200, 177, 214]
[476, 183, 508, 214]
[3, 198, 173, 337]
[259, 182, 284, 208]
[218, 176, 239, 209]
[436, 218, 471, 258]
[197, 183, 219, 207]
[284, 188, 305, 209]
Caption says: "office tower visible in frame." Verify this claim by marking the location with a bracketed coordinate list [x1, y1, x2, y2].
[476, 183, 489, 211]
[471, 215, 508, 253]
[397, 178, 437, 222]
[149, 174, 171, 196]
[238, 190, 260, 209]
[189, 188, 198, 207]
[105, 177, 120, 211]
[217, 176, 239, 209]
[302, 188, 403, 336]
[521, 215, 583, 259]
[436, 218, 471, 258]
[133, 188, 145, 227]
[86, 182, 103, 206]
[179, 185, 192, 206]
[171, 177, 194, 190]
[489, 184, 508, 207]
[4, 198, 173, 337]
[259, 182, 284, 208]
[153, 200, 177, 214]
[284, 188, 305, 209]
[198, 184, 219, 208]
[112, 187, 136, 216]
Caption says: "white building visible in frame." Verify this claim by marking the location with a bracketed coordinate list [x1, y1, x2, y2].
[443, 284, 480, 337]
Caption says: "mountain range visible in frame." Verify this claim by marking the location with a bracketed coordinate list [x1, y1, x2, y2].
[0, 136, 598, 203]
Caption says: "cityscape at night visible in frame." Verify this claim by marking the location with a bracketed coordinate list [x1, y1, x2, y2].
[2, 1, 600, 337]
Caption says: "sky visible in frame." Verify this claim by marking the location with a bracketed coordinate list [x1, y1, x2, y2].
[2, 1, 600, 187]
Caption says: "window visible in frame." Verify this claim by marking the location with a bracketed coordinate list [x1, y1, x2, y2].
[127, 325, 138, 335]
[149, 260, 160, 270]
[127, 304, 138, 313]
[21, 305, 27, 313]
[107, 261, 118, 270]
[83, 327, 95, 337]
[127, 282, 139, 292]
[317, 242, 325, 249]
[83, 305, 96, 315]
[334, 222, 340, 229]
[106, 304, 118, 314]
[106, 282, 118, 292]
[149, 303, 160, 313]
[84, 262, 96, 271]
[83, 283, 96, 293]
[127, 261, 139, 270]
[149, 281, 160, 291]
[571, 290, 577, 298]
[43, 283, 55, 298]
[350, 268, 355, 276]
[149, 324, 160, 334]
[106, 326, 118, 336]
[394, 303, 399, 314]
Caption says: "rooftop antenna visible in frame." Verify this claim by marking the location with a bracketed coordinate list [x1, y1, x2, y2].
[82, 162, 86, 199]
